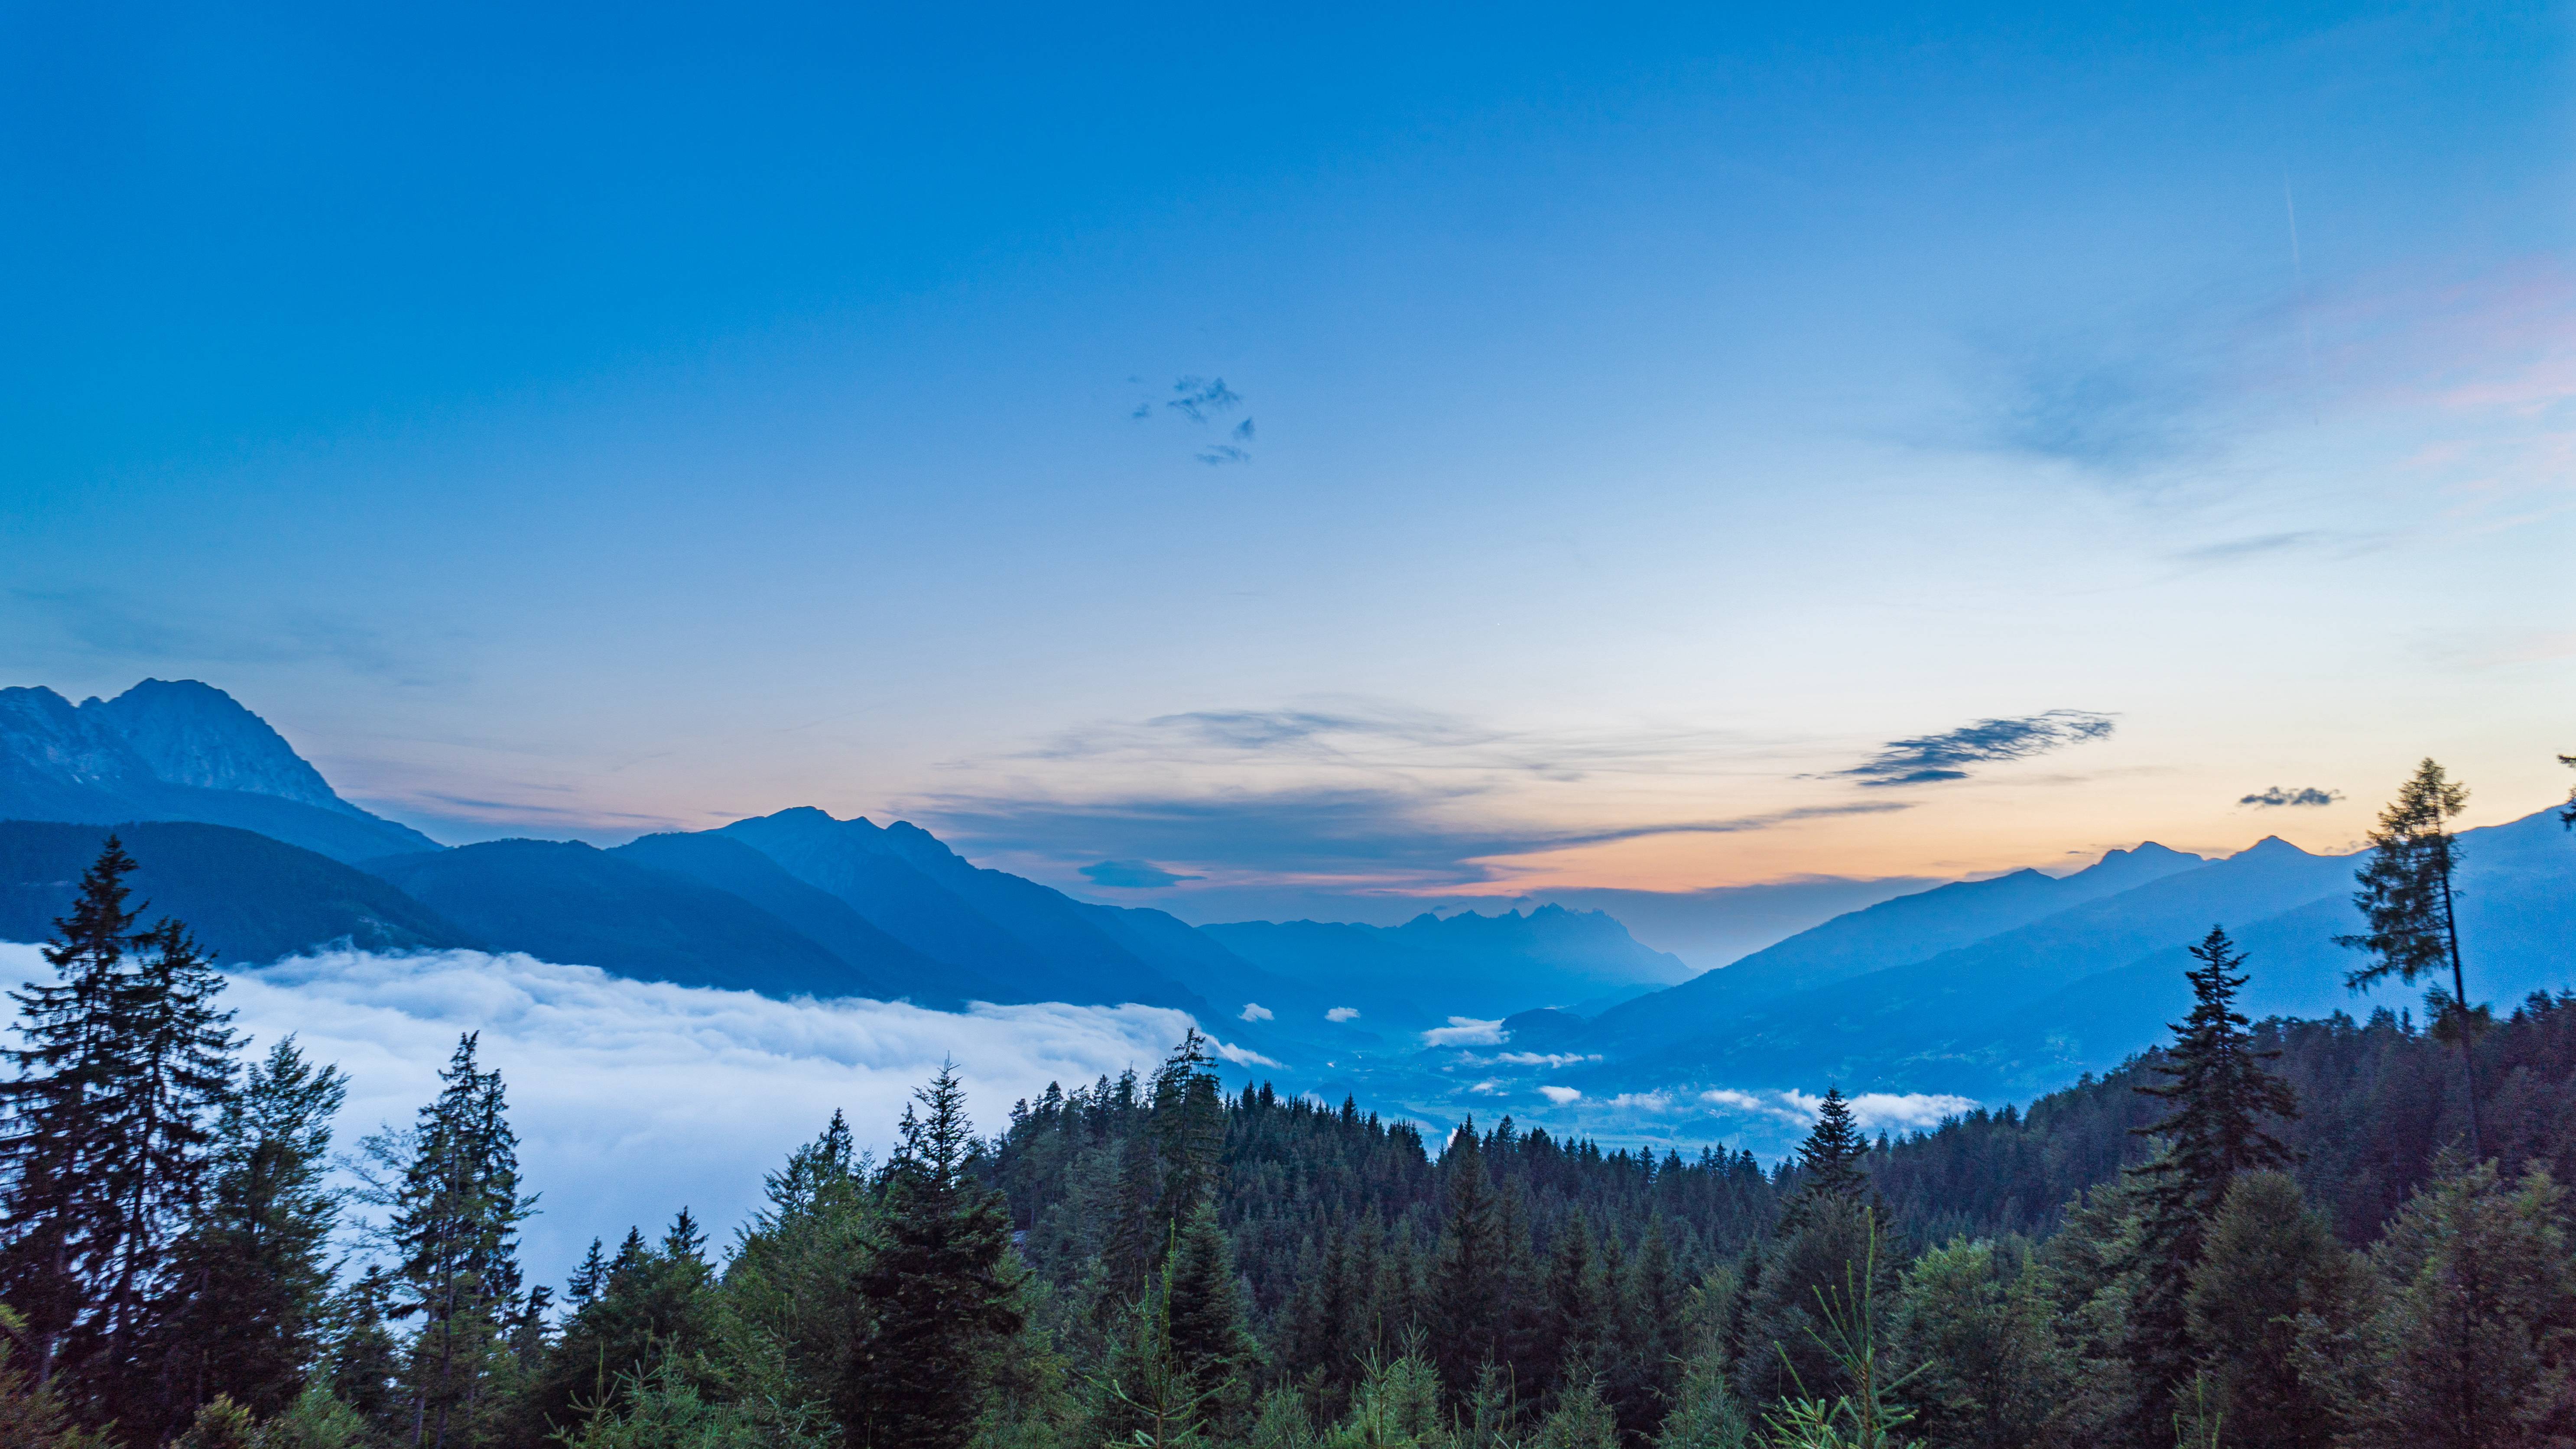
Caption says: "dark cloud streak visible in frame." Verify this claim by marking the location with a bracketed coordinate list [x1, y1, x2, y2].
[2240, 785, 2340, 808]
[1835, 710, 2115, 787]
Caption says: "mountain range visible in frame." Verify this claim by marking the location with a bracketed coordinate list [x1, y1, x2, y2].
[4, 677, 2572, 1133]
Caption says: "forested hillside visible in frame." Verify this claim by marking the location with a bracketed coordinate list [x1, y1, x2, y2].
[7, 817, 2575, 1448]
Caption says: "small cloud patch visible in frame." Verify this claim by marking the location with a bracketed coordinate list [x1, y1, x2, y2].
[2239, 786, 2341, 809]
[1497, 1051, 1601, 1068]
[1423, 1017, 1507, 1047]
[1836, 711, 2115, 787]
[1078, 859, 1203, 889]
[1538, 1085, 1583, 1105]
[1608, 1091, 1673, 1111]
[1701, 1087, 1976, 1130]
[1238, 1002, 1273, 1023]
[1325, 1006, 1361, 1023]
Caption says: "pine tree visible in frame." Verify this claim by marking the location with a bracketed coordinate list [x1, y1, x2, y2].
[1151, 1030, 1227, 1221]
[327, 1267, 406, 1439]
[1790, 1088, 1870, 1215]
[2338, 759, 2487, 1157]
[2183, 1171, 2362, 1449]
[1426, 1120, 1506, 1394]
[160, 1037, 350, 1422]
[2360, 1160, 2576, 1449]
[1891, 1238, 2068, 1449]
[0, 837, 146, 1393]
[0, 839, 239, 1434]
[2125, 925, 2300, 1446]
[1541, 1211, 1606, 1402]
[374, 1032, 531, 1449]
[838, 1060, 1027, 1449]
[96, 915, 237, 1408]
[522, 1211, 717, 1441]
[1164, 1202, 1256, 1401]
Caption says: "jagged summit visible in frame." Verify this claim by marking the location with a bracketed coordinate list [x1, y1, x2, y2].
[0, 678, 435, 862]
[82, 679, 362, 817]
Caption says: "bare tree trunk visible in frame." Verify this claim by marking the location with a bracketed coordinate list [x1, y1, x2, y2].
[2440, 872, 2484, 1161]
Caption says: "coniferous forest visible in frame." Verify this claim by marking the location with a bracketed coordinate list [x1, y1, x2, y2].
[6, 764, 2576, 1448]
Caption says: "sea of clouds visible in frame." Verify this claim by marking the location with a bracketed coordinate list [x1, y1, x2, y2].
[0, 943, 1213, 1282]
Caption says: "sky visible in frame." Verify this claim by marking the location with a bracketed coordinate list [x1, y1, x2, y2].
[5, 0, 2571, 923]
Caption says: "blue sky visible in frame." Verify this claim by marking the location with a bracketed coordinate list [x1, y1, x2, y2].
[5, 0, 2570, 917]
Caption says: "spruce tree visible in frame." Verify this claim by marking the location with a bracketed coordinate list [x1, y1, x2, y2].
[2183, 1171, 2362, 1449]
[97, 916, 237, 1398]
[523, 1211, 717, 1440]
[2125, 925, 2299, 1446]
[1541, 1211, 1606, 1401]
[838, 1060, 1026, 1449]
[1158, 1200, 1258, 1434]
[0, 836, 146, 1391]
[1791, 1087, 1870, 1214]
[0, 839, 238, 1433]
[1426, 1120, 1506, 1394]
[2363, 1159, 2576, 1449]
[160, 1037, 349, 1422]
[374, 1032, 531, 1449]
[2338, 759, 2487, 1157]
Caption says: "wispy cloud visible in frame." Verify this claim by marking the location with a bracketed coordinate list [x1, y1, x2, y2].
[2239, 785, 2340, 808]
[11, 588, 457, 687]
[920, 781, 1911, 891]
[1325, 1006, 1360, 1023]
[1832, 711, 2115, 788]
[1238, 1002, 1273, 1022]
[1130, 375, 1258, 465]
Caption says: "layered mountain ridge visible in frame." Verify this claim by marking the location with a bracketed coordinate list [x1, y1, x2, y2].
[4, 677, 2572, 1142]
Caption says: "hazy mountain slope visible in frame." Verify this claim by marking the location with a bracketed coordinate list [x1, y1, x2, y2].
[1973, 807, 2576, 1093]
[871, 820, 1202, 1009]
[1595, 837, 2357, 1097]
[0, 682, 438, 862]
[715, 808, 1214, 1009]
[1202, 905, 1682, 1022]
[607, 832, 984, 1003]
[0, 820, 474, 963]
[1583, 843, 2207, 1054]
[1078, 899, 1429, 1041]
[364, 839, 874, 998]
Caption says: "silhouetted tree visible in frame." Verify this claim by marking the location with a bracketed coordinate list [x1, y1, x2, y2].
[1427, 1121, 1507, 1395]
[160, 1037, 349, 1422]
[2339, 758, 2485, 1156]
[2126, 925, 2300, 1444]
[838, 1061, 1025, 1449]
[375, 1033, 530, 1449]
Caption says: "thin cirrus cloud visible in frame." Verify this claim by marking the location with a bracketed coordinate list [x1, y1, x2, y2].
[39, 944, 1260, 1283]
[920, 780, 1909, 891]
[2240, 786, 2342, 808]
[1832, 710, 2116, 788]
[1424, 1016, 1507, 1047]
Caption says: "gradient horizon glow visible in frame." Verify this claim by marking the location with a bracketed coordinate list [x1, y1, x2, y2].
[5, 2, 2570, 921]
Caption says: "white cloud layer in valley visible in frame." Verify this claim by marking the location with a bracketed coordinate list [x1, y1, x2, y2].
[0, 944, 1217, 1283]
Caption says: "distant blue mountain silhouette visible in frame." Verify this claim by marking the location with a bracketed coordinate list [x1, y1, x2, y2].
[5, 677, 2569, 1122]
